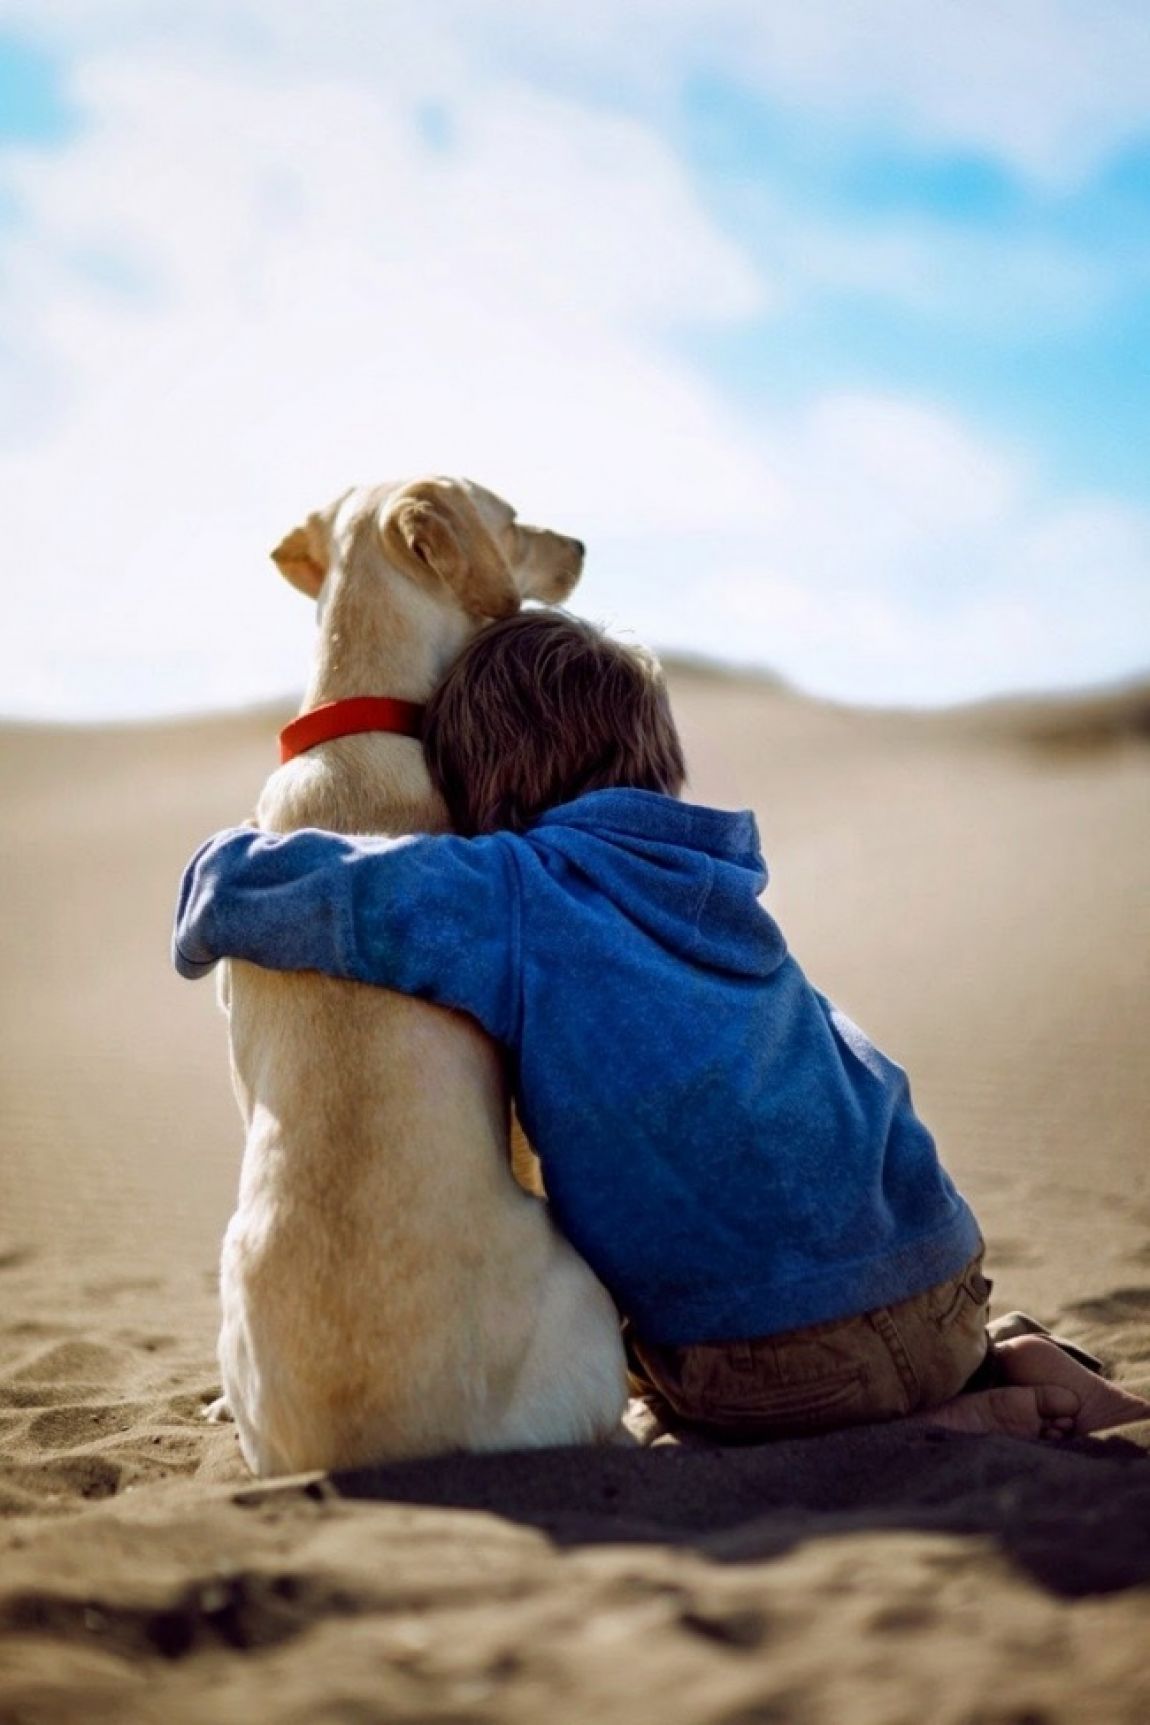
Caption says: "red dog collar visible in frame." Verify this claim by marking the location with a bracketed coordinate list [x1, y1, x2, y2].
[279, 696, 425, 764]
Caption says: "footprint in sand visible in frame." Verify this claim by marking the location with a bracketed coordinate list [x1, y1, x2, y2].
[1058, 1287, 1150, 1388]
[719, 1698, 801, 1725]
[983, 1237, 1039, 1270]
[1064, 1287, 1150, 1324]
[0, 1338, 140, 1418]
[0, 1380, 129, 1411]
[0, 1319, 57, 1345]
[0, 1453, 122, 1511]
[0, 1569, 359, 1659]
[6, 1338, 136, 1386]
[82, 1276, 163, 1299]
[27, 1402, 147, 1452]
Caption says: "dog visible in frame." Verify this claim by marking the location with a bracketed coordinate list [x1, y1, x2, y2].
[211, 476, 628, 1475]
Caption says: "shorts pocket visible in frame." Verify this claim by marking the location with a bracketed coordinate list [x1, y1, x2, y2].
[935, 1266, 993, 1333]
[691, 1354, 869, 1431]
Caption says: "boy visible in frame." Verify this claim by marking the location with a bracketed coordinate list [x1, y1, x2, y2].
[175, 613, 1148, 1441]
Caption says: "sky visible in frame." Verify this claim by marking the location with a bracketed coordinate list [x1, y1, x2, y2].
[0, 1, 1148, 717]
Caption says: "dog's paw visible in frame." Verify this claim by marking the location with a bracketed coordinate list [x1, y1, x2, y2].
[621, 1397, 665, 1446]
[202, 1395, 234, 1423]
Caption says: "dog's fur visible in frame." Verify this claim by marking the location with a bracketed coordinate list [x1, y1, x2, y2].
[214, 477, 628, 1475]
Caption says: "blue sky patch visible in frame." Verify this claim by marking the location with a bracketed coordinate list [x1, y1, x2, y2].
[415, 102, 456, 155]
[0, 34, 77, 145]
[681, 74, 1023, 223]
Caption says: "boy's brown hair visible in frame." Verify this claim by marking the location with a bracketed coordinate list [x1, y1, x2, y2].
[423, 611, 686, 835]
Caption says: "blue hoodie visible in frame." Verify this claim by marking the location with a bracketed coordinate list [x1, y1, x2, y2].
[174, 789, 980, 1345]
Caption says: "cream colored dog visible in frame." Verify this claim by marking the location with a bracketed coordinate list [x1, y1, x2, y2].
[213, 476, 628, 1475]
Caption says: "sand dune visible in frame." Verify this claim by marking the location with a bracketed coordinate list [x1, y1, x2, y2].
[1, 668, 1149, 1724]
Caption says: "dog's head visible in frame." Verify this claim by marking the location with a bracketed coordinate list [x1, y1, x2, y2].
[270, 476, 584, 616]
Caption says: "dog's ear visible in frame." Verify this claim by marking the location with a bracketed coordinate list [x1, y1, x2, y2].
[270, 524, 326, 598]
[379, 479, 520, 620]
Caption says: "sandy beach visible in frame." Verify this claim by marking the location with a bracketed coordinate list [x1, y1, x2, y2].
[2, 664, 1149, 1724]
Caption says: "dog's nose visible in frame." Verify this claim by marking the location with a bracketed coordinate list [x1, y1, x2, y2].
[572, 539, 586, 559]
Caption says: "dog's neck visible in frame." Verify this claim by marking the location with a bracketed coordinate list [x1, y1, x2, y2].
[261, 554, 468, 837]
[301, 556, 469, 713]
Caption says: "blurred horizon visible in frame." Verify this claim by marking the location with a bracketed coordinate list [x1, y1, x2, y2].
[3, 645, 1148, 732]
[1, 1, 1148, 720]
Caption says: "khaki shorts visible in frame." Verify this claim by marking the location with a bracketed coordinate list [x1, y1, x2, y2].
[629, 1252, 993, 1440]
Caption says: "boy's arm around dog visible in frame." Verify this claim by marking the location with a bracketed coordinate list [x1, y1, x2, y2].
[173, 826, 521, 1042]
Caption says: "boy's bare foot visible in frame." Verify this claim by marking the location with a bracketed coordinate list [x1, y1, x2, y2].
[992, 1334, 1150, 1434]
[919, 1384, 1079, 1442]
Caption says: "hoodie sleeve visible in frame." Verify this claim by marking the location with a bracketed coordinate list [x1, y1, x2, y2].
[172, 825, 523, 1043]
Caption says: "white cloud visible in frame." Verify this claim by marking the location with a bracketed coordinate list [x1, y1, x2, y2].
[0, 41, 770, 717]
[603, 395, 1150, 705]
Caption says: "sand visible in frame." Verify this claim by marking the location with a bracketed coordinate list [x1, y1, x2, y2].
[1, 666, 1149, 1724]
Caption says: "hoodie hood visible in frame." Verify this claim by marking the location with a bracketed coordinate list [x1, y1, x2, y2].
[528, 788, 787, 979]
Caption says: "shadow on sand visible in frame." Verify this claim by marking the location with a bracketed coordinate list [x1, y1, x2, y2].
[292, 1423, 1150, 1601]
